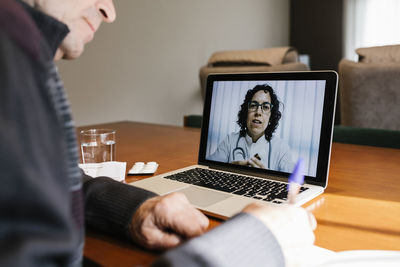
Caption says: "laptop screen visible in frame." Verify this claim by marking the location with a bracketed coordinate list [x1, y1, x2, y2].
[198, 72, 338, 186]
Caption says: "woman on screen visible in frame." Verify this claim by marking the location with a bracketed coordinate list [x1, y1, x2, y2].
[208, 84, 295, 173]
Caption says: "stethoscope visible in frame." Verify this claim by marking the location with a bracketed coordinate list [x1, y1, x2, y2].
[232, 135, 272, 169]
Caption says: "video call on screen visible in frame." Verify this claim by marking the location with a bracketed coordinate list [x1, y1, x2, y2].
[205, 80, 326, 178]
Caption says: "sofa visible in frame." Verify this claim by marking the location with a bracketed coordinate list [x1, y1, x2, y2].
[199, 46, 309, 99]
[339, 45, 400, 131]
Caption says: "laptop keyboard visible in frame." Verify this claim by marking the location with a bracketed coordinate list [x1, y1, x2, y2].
[165, 168, 308, 204]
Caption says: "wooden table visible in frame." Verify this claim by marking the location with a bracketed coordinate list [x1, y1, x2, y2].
[80, 121, 400, 266]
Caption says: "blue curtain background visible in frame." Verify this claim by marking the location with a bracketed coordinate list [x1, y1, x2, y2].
[205, 80, 326, 177]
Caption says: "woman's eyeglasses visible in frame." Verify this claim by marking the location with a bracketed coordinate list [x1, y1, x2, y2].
[248, 101, 273, 114]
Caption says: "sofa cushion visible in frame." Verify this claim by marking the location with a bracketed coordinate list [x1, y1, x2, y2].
[207, 47, 299, 66]
[356, 44, 400, 63]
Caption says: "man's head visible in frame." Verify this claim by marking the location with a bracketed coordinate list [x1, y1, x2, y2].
[26, 0, 116, 60]
[237, 84, 281, 142]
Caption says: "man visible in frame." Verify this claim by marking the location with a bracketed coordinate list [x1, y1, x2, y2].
[0, 0, 316, 266]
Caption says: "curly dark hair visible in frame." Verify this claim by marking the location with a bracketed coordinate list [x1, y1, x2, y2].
[237, 84, 281, 141]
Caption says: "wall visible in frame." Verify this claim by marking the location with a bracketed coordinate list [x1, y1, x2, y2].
[57, 0, 289, 126]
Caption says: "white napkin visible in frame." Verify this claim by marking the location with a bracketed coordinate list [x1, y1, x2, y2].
[79, 161, 126, 182]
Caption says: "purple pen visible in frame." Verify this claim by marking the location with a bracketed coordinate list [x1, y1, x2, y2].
[287, 158, 305, 204]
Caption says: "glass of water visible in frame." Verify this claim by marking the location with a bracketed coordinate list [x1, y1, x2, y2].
[80, 129, 116, 164]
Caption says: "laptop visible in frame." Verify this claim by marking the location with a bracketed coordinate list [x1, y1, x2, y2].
[131, 71, 338, 219]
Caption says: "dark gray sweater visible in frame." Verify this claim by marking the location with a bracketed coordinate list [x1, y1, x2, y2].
[0, 1, 284, 266]
[0, 1, 156, 265]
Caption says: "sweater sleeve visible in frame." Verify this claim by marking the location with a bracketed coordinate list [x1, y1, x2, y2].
[82, 174, 157, 241]
[152, 212, 285, 267]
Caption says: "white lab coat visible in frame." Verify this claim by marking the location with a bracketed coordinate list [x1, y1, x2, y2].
[208, 132, 295, 173]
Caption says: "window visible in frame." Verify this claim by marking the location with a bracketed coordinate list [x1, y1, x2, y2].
[344, 0, 400, 60]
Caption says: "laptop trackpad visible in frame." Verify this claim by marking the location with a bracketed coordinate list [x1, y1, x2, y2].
[176, 186, 231, 208]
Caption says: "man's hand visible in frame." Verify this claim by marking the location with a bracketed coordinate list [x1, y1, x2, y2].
[129, 192, 209, 250]
[243, 203, 316, 267]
